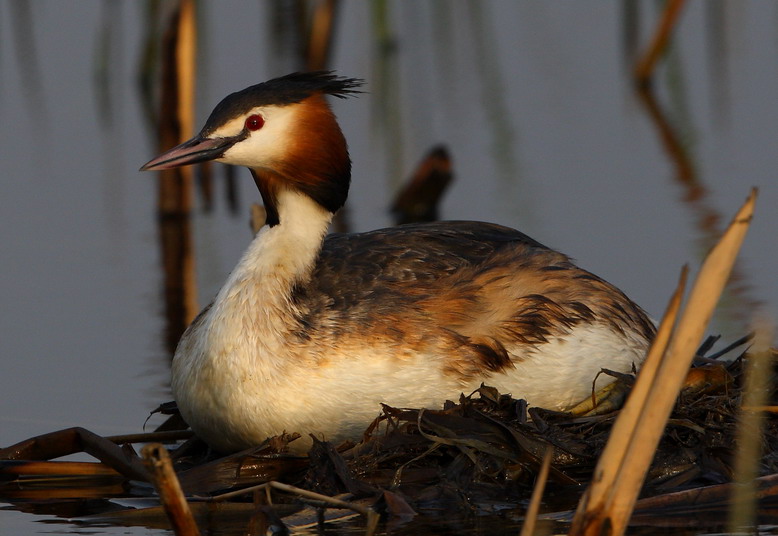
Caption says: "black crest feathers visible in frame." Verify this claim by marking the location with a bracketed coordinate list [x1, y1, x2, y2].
[202, 71, 364, 135]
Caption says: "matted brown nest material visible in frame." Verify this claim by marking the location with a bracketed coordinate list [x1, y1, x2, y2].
[292, 343, 777, 513]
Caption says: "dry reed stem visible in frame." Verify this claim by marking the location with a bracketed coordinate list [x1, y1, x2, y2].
[155, 0, 200, 341]
[175, 0, 198, 327]
[211, 480, 379, 536]
[635, 85, 697, 189]
[570, 264, 687, 533]
[728, 318, 774, 531]
[570, 189, 757, 536]
[157, 0, 197, 216]
[0, 427, 150, 482]
[250, 203, 266, 234]
[520, 446, 554, 536]
[634, 0, 686, 86]
[142, 443, 200, 536]
[176, 0, 195, 147]
[106, 430, 193, 444]
[0, 460, 121, 477]
[741, 406, 778, 412]
[306, 0, 338, 71]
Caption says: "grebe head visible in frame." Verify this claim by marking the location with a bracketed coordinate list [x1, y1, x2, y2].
[141, 71, 364, 224]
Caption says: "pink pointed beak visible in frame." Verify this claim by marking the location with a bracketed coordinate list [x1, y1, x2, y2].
[140, 134, 240, 171]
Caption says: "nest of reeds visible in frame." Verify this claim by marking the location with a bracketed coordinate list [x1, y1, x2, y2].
[1, 337, 776, 534]
[163, 339, 771, 510]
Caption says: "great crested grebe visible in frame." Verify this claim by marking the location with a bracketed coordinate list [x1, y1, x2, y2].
[141, 71, 655, 454]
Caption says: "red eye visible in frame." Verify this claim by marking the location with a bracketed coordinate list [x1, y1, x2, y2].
[245, 114, 264, 131]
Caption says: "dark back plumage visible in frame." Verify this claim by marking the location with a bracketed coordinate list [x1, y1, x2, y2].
[290, 221, 656, 364]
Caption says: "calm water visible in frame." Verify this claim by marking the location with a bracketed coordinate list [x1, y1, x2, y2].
[1, 1, 777, 534]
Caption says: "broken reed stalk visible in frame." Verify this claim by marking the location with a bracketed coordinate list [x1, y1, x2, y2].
[520, 446, 554, 536]
[176, 0, 195, 151]
[173, 0, 197, 327]
[106, 430, 193, 444]
[728, 318, 775, 532]
[635, 84, 697, 189]
[742, 406, 778, 412]
[0, 460, 122, 478]
[212, 480, 379, 536]
[157, 0, 197, 216]
[0, 427, 151, 482]
[156, 0, 199, 349]
[570, 189, 757, 536]
[306, 0, 338, 70]
[634, 0, 686, 87]
[569, 263, 687, 531]
[141, 443, 200, 536]
[250, 203, 266, 234]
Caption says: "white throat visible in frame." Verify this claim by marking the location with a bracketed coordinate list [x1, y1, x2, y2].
[171, 189, 332, 409]
[212, 189, 332, 351]
[233, 189, 333, 287]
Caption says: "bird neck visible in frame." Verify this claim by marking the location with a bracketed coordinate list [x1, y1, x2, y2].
[230, 187, 331, 291]
[208, 189, 332, 359]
